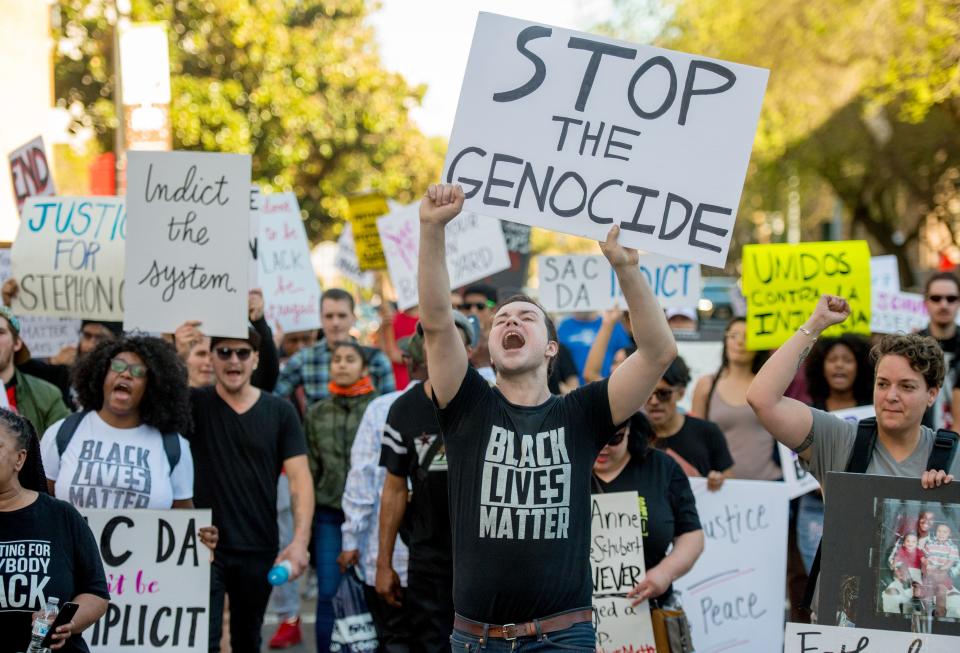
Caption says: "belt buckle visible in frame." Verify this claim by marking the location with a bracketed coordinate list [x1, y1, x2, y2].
[501, 623, 517, 641]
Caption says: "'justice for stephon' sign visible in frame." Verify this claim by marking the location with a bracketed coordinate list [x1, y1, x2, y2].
[443, 13, 768, 268]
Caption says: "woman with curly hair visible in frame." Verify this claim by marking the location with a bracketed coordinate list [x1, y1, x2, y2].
[37, 337, 213, 543]
[805, 334, 874, 412]
[0, 408, 110, 652]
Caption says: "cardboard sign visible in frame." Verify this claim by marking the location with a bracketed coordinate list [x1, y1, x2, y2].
[590, 491, 656, 653]
[779, 405, 874, 499]
[785, 622, 958, 652]
[0, 247, 80, 357]
[124, 151, 251, 337]
[443, 13, 768, 268]
[9, 197, 125, 321]
[537, 254, 701, 312]
[871, 255, 900, 293]
[248, 185, 261, 286]
[377, 205, 510, 310]
[257, 192, 321, 332]
[345, 193, 389, 270]
[334, 223, 375, 288]
[871, 290, 928, 335]
[675, 479, 790, 653]
[8, 135, 56, 214]
[81, 509, 211, 652]
[741, 241, 871, 350]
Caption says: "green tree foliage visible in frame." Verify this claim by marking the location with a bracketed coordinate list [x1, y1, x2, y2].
[54, 0, 444, 240]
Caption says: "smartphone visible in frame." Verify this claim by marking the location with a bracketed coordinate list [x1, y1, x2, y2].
[40, 602, 80, 647]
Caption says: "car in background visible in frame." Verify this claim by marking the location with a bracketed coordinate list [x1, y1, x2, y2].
[698, 276, 744, 323]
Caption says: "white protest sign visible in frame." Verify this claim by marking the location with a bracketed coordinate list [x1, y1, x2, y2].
[82, 509, 211, 652]
[590, 491, 656, 653]
[124, 151, 251, 337]
[537, 254, 701, 312]
[676, 341, 723, 413]
[249, 185, 261, 286]
[785, 622, 957, 653]
[9, 135, 56, 215]
[870, 255, 900, 293]
[10, 197, 125, 321]
[0, 248, 80, 357]
[377, 206, 510, 310]
[334, 223, 375, 288]
[675, 479, 789, 653]
[443, 13, 768, 268]
[871, 290, 928, 334]
[257, 192, 322, 332]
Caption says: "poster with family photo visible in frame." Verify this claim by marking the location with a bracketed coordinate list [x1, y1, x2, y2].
[820, 472, 960, 636]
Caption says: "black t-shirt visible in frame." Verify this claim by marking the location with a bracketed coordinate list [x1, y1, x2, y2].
[437, 366, 616, 623]
[651, 416, 734, 477]
[547, 343, 579, 395]
[187, 387, 307, 553]
[379, 383, 450, 566]
[0, 493, 110, 653]
[594, 449, 701, 599]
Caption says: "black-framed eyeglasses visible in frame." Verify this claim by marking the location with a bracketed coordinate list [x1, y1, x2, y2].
[647, 388, 676, 403]
[109, 358, 147, 378]
[457, 301, 494, 312]
[928, 294, 959, 304]
[214, 346, 253, 361]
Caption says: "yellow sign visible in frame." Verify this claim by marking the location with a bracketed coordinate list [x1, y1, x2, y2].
[345, 193, 390, 271]
[741, 241, 871, 350]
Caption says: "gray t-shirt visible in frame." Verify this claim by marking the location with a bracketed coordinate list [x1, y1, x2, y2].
[803, 408, 960, 491]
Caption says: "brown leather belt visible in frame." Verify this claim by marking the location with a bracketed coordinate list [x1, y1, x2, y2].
[453, 609, 593, 640]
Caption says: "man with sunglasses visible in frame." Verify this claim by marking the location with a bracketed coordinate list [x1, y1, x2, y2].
[185, 328, 315, 653]
[920, 271, 960, 429]
[457, 284, 498, 380]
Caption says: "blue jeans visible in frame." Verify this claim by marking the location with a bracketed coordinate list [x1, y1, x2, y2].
[269, 475, 301, 619]
[314, 506, 345, 651]
[796, 491, 824, 574]
[450, 616, 594, 652]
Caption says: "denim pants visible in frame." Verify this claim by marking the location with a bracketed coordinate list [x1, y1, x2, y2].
[314, 506, 345, 651]
[450, 613, 594, 652]
[269, 474, 301, 619]
[796, 491, 825, 574]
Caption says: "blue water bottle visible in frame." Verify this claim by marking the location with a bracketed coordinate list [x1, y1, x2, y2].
[267, 560, 293, 586]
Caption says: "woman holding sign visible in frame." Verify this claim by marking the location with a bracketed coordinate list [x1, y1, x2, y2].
[0, 409, 109, 652]
[592, 412, 705, 613]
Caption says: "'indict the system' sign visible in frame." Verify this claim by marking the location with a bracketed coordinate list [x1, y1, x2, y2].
[537, 254, 700, 312]
[443, 13, 768, 269]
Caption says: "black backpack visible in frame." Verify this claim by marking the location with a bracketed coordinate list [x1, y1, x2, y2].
[802, 417, 958, 608]
[55, 410, 181, 470]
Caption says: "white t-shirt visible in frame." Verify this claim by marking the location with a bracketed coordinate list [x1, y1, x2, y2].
[40, 412, 194, 510]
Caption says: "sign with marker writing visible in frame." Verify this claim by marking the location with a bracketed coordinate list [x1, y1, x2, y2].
[675, 479, 789, 653]
[257, 192, 321, 332]
[346, 193, 389, 271]
[590, 491, 656, 653]
[0, 247, 81, 357]
[443, 13, 768, 268]
[870, 255, 900, 294]
[124, 151, 251, 337]
[10, 197, 126, 321]
[871, 290, 928, 335]
[249, 185, 261, 286]
[537, 254, 701, 312]
[334, 223, 375, 288]
[741, 241, 871, 350]
[785, 622, 957, 653]
[81, 509, 211, 652]
[8, 135, 56, 215]
[377, 205, 510, 311]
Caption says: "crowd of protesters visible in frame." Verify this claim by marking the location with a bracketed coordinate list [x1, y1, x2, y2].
[1, 184, 960, 652]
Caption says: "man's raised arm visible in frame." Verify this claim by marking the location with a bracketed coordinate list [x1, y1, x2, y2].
[604, 226, 678, 425]
[418, 183, 469, 408]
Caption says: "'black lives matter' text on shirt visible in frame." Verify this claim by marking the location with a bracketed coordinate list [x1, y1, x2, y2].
[437, 367, 616, 624]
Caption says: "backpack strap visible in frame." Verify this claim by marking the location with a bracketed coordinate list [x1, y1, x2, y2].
[926, 430, 958, 472]
[162, 432, 181, 470]
[803, 416, 878, 610]
[55, 411, 91, 456]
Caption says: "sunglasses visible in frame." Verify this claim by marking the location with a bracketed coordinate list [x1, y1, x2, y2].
[109, 358, 147, 378]
[928, 295, 959, 304]
[607, 429, 627, 446]
[214, 346, 253, 361]
[646, 388, 676, 403]
[457, 301, 494, 312]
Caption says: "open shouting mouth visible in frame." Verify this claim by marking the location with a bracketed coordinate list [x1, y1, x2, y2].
[502, 330, 526, 350]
